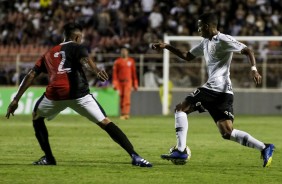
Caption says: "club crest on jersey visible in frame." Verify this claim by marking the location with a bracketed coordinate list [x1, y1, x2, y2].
[127, 61, 132, 66]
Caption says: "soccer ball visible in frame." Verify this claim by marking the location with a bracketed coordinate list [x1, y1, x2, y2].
[169, 145, 191, 165]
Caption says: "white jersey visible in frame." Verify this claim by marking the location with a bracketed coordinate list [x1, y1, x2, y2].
[190, 32, 246, 94]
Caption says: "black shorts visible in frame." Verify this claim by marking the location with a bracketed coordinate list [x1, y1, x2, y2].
[185, 87, 234, 123]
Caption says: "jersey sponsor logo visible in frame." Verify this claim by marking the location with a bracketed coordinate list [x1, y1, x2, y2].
[209, 44, 216, 54]
[54, 51, 71, 74]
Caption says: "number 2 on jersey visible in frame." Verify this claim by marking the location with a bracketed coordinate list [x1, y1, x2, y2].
[54, 51, 71, 74]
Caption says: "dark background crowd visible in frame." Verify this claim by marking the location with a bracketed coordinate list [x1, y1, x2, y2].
[1, 0, 282, 53]
[0, 0, 282, 88]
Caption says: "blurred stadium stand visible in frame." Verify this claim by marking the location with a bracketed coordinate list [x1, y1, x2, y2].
[0, 0, 282, 88]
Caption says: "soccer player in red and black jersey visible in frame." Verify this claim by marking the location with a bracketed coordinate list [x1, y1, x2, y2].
[6, 22, 152, 167]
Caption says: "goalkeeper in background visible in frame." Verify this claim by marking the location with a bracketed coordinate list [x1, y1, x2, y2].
[112, 47, 138, 120]
[152, 12, 274, 167]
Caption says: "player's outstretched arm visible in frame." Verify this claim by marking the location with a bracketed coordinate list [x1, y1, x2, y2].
[241, 47, 262, 85]
[80, 57, 109, 82]
[6, 69, 37, 119]
[151, 42, 195, 61]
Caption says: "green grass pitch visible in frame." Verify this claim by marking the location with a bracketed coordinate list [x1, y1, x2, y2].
[0, 114, 281, 184]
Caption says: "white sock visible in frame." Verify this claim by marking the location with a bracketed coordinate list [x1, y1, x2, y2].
[175, 111, 188, 152]
[230, 129, 265, 151]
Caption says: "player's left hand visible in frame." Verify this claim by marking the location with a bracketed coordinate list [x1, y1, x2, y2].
[251, 70, 262, 86]
[134, 86, 138, 91]
[97, 70, 109, 82]
[6, 100, 18, 119]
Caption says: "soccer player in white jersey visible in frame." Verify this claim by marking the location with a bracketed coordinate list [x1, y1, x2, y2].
[152, 12, 274, 167]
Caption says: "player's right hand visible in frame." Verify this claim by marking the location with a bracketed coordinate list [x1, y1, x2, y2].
[251, 70, 262, 86]
[151, 42, 168, 51]
[97, 70, 109, 82]
[113, 86, 120, 94]
[6, 100, 18, 119]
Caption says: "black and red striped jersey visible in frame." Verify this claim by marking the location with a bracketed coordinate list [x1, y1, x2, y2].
[33, 41, 90, 100]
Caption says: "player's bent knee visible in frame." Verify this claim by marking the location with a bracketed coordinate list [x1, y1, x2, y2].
[175, 103, 189, 112]
[175, 101, 193, 113]
[174, 104, 182, 112]
[101, 117, 111, 124]
[98, 117, 111, 129]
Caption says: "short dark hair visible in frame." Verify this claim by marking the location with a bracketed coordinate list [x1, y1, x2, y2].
[198, 13, 218, 26]
[63, 22, 83, 38]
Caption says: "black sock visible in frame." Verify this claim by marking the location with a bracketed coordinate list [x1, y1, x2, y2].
[104, 122, 138, 157]
[33, 118, 54, 160]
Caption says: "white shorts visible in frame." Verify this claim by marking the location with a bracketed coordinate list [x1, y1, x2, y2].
[34, 94, 107, 123]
